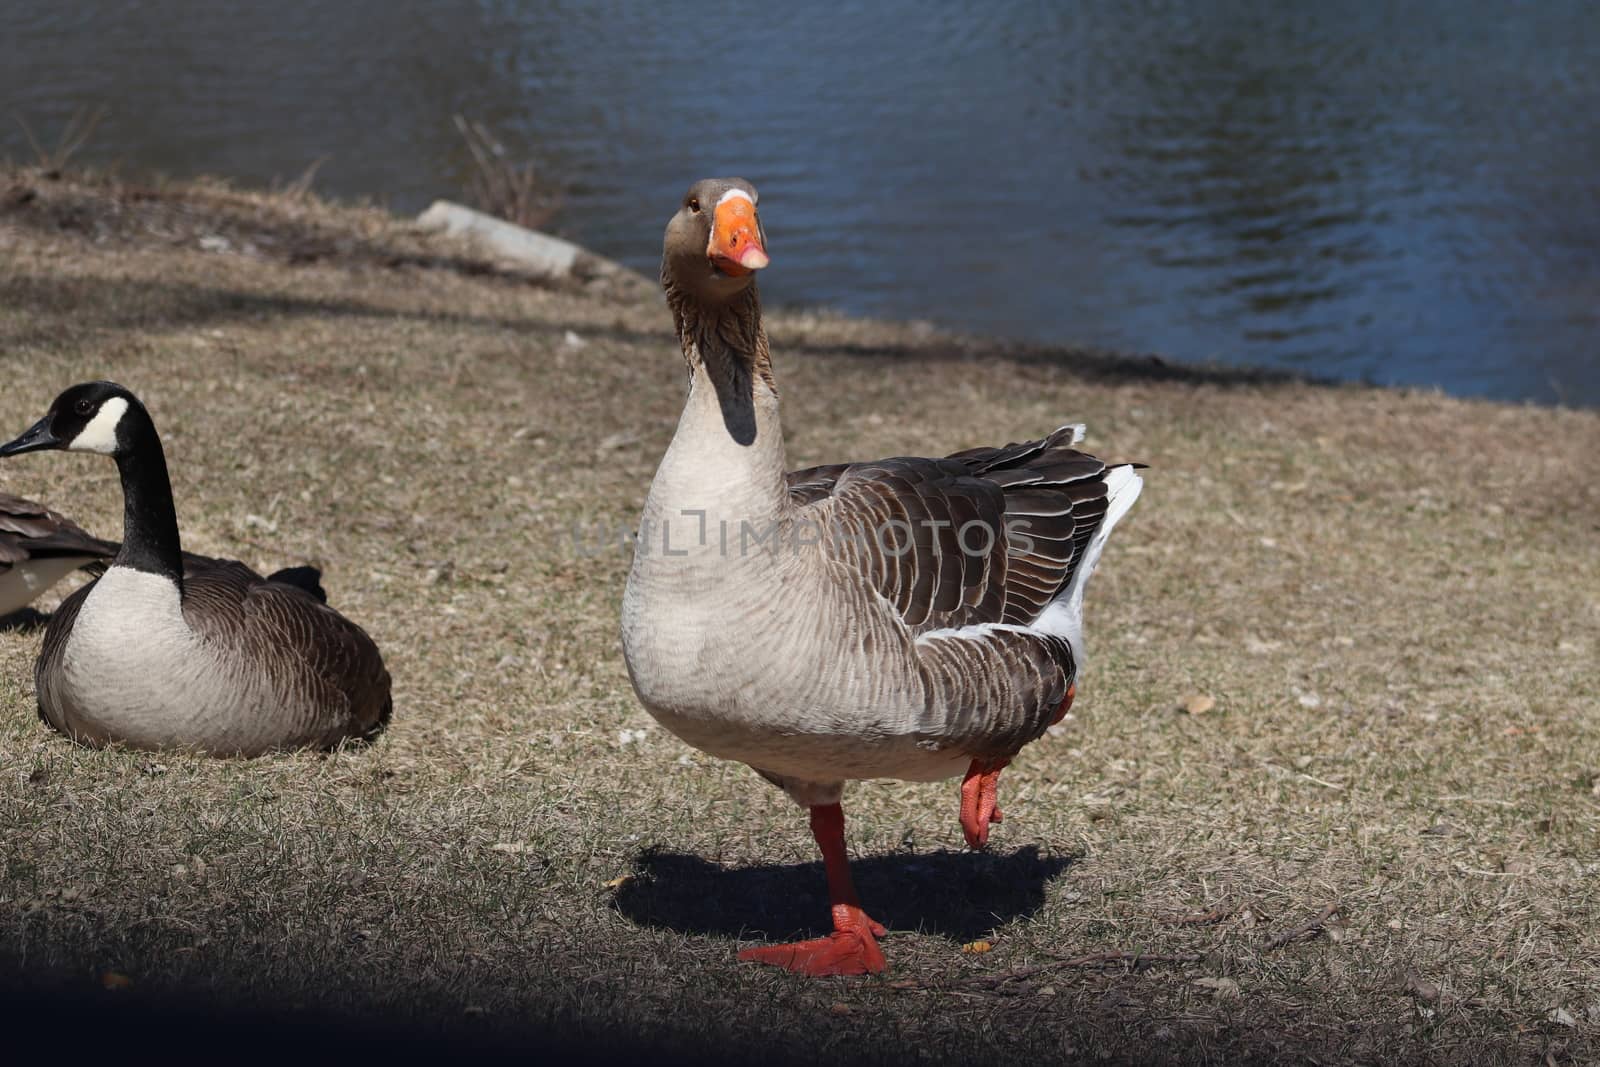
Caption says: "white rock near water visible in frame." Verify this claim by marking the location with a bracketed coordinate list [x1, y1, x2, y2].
[415, 200, 649, 290]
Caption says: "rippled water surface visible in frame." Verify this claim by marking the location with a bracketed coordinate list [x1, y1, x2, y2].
[4, 2, 1597, 404]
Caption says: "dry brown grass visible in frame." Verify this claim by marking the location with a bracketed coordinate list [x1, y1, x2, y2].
[1, 168, 1597, 1064]
[452, 115, 562, 232]
[12, 105, 108, 177]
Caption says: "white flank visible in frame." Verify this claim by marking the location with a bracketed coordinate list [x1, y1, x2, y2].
[68, 396, 129, 455]
[0, 557, 96, 615]
[1033, 464, 1144, 662]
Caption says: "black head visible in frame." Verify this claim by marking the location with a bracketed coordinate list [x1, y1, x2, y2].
[0, 381, 145, 460]
[662, 177, 769, 302]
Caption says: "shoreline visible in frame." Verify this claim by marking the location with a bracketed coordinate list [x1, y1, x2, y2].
[4, 162, 1581, 413]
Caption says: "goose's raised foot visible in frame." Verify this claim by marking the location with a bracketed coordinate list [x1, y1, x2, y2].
[958, 684, 1076, 849]
[738, 903, 886, 976]
[960, 758, 1011, 850]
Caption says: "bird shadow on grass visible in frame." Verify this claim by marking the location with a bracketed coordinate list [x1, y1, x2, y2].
[613, 844, 1075, 944]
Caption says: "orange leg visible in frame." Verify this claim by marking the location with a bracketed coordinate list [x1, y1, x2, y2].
[960, 758, 1010, 849]
[960, 683, 1075, 850]
[738, 803, 887, 976]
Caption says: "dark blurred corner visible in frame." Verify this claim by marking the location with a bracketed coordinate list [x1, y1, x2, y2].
[0, 966, 740, 1066]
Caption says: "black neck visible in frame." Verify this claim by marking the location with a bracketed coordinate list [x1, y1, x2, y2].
[111, 408, 184, 586]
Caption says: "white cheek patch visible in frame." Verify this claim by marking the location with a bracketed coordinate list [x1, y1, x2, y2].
[715, 188, 755, 208]
[68, 396, 128, 454]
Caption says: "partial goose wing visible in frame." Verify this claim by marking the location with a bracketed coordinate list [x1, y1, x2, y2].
[790, 455, 1008, 632]
[788, 424, 1124, 634]
[181, 559, 392, 746]
[0, 492, 117, 566]
[788, 425, 1139, 758]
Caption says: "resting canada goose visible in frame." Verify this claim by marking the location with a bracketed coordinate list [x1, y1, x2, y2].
[0, 492, 116, 617]
[620, 179, 1144, 976]
[0, 382, 392, 756]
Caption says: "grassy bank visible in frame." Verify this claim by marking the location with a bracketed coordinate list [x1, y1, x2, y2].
[1, 168, 1597, 1065]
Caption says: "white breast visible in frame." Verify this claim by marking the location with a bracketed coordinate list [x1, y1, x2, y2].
[54, 567, 238, 750]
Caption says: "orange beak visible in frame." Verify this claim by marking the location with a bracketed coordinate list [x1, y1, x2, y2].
[708, 195, 769, 275]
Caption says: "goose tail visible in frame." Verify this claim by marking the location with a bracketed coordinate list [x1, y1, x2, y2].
[266, 565, 328, 604]
[1034, 462, 1143, 663]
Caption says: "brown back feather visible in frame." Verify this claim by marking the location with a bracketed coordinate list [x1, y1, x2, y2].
[787, 425, 1123, 635]
[179, 559, 392, 746]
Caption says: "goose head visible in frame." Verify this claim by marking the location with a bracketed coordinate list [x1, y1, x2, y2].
[0, 381, 144, 459]
[662, 177, 769, 304]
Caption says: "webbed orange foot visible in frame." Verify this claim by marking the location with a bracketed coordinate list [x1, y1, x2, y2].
[738, 804, 889, 976]
[738, 903, 886, 976]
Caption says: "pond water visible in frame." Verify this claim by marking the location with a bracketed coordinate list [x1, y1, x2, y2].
[4, 1, 1597, 405]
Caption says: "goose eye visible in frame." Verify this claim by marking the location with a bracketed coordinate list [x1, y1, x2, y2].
[687, 198, 701, 214]
[75, 399, 93, 416]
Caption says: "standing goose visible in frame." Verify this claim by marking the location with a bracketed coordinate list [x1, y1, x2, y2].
[0, 492, 116, 617]
[621, 179, 1145, 976]
[0, 382, 392, 755]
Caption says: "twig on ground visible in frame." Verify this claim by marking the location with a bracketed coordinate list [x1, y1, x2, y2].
[906, 902, 1343, 995]
[1044, 950, 1207, 973]
[1261, 760, 1347, 791]
[1165, 904, 1236, 926]
[1262, 904, 1341, 952]
[1436, 795, 1517, 808]
[896, 951, 1206, 994]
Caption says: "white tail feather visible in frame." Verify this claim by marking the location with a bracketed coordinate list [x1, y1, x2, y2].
[1033, 463, 1143, 663]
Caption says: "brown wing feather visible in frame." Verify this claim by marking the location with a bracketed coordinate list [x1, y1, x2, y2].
[789, 425, 1139, 760]
[181, 559, 392, 746]
[795, 457, 1009, 631]
[788, 425, 1124, 635]
[785, 463, 853, 506]
[917, 625, 1076, 758]
[35, 579, 94, 730]
[0, 492, 117, 565]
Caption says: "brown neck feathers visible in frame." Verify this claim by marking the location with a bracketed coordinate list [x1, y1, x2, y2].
[664, 278, 777, 397]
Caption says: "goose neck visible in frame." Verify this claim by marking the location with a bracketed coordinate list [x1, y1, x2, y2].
[657, 281, 792, 531]
[112, 410, 184, 587]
